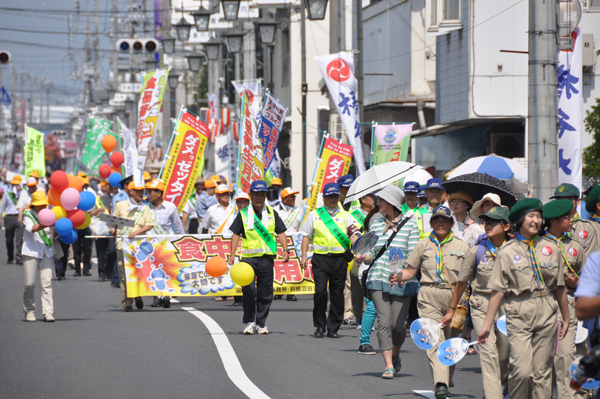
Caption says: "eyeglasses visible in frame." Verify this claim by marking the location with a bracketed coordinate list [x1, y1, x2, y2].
[482, 220, 501, 227]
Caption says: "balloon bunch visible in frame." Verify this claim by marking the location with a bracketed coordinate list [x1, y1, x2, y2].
[97, 135, 124, 187]
[44, 170, 98, 244]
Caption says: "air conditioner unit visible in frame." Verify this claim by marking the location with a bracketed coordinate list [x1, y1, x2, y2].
[582, 33, 597, 67]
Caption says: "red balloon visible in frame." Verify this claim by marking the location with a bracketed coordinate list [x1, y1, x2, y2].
[68, 175, 83, 192]
[110, 152, 124, 167]
[205, 256, 228, 278]
[99, 164, 111, 179]
[48, 188, 62, 207]
[67, 209, 86, 227]
[50, 171, 69, 193]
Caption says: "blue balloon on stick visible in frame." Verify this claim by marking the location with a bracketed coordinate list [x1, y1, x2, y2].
[109, 172, 122, 187]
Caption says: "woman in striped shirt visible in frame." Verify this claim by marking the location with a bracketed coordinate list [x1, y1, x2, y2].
[356, 185, 420, 379]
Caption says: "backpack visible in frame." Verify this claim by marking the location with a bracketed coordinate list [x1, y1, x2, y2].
[474, 233, 488, 271]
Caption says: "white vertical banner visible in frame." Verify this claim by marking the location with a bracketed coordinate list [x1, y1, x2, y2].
[557, 27, 583, 191]
[228, 130, 237, 186]
[214, 130, 234, 184]
[208, 93, 218, 121]
[119, 118, 141, 185]
[316, 52, 366, 175]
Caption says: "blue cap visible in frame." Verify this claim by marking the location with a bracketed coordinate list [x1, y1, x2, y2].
[323, 183, 341, 196]
[404, 181, 420, 193]
[337, 174, 354, 188]
[431, 205, 453, 220]
[417, 186, 426, 198]
[250, 180, 269, 192]
[426, 178, 444, 190]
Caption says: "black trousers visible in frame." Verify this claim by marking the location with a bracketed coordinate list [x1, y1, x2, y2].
[188, 218, 199, 234]
[95, 237, 116, 278]
[241, 256, 274, 328]
[58, 241, 71, 278]
[4, 214, 21, 262]
[73, 227, 92, 274]
[312, 253, 347, 334]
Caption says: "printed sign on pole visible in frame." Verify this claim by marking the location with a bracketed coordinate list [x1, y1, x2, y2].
[237, 91, 265, 194]
[372, 124, 412, 165]
[136, 68, 169, 168]
[81, 117, 117, 175]
[258, 92, 287, 171]
[24, 126, 45, 178]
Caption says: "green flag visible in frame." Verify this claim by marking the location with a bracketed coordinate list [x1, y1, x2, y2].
[371, 124, 413, 166]
[81, 117, 118, 175]
[25, 127, 45, 178]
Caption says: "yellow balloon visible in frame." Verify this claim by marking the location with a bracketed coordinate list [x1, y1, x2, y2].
[75, 212, 91, 230]
[230, 262, 255, 286]
[347, 260, 353, 272]
[52, 206, 67, 220]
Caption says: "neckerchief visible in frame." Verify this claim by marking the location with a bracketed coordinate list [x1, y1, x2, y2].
[515, 233, 545, 285]
[23, 210, 52, 248]
[428, 231, 454, 283]
[383, 214, 403, 234]
[486, 238, 505, 260]
[544, 230, 579, 278]
[590, 213, 600, 223]
[573, 212, 580, 222]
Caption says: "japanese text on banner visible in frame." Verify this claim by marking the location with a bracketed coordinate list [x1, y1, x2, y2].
[137, 68, 168, 159]
[25, 127, 45, 178]
[307, 138, 353, 211]
[123, 233, 315, 297]
[372, 124, 412, 166]
[258, 92, 287, 171]
[81, 117, 117, 175]
[237, 92, 264, 194]
[161, 111, 209, 212]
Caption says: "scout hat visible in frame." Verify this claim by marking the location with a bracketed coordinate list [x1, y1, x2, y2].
[250, 180, 269, 192]
[29, 191, 49, 207]
[281, 187, 299, 199]
[585, 184, 600, 214]
[29, 171, 40, 178]
[215, 184, 230, 194]
[236, 192, 250, 201]
[471, 193, 503, 219]
[430, 205, 453, 220]
[550, 183, 580, 199]
[377, 184, 404, 210]
[508, 198, 543, 224]
[271, 178, 283, 186]
[143, 171, 152, 182]
[426, 178, 444, 190]
[128, 181, 146, 191]
[26, 177, 37, 187]
[403, 181, 420, 193]
[448, 191, 473, 206]
[479, 206, 510, 223]
[323, 183, 340, 196]
[542, 199, 573, 220]
[10, 175, 22, 185]
[146, 180, 165, 192]
[204, 179, 218, 188]
[337, 174, 354, 188]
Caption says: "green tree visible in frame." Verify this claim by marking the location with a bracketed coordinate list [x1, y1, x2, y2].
[584, 98, 600, 178]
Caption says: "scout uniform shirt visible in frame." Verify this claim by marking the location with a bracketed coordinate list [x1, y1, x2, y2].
[546, 233, 584, 297]
[572, 217, 599, 261]
[458, 240, 503, 295]
[113, 200, 154, 251]
[406, 235, 469, 286]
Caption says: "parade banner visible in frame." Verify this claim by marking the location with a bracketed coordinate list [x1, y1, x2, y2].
[258, 92, 287, 171]
[81, 117, 117, 175]
[123, 233, 315, 297]
[24, 126, 45, 178]
[137, 68, 169, 165]
[119, 118, 141, 184]
[161, 111, 209, 212]
[557, 26, 583, 192]
[237, 92, 265, 194]
[215, 130, 235, 184]
[207, 93, 218, 120]
[316, 52, 366, 175]
[306, 138, 353, 210]
[372, 124, 412, 166]
[232, 80, 262, 112]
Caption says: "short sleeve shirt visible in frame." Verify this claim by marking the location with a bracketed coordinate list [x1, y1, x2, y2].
[572, 219, 600, 261]
[457, 242, 503, 294]
[555, 235, 585, 296]
[406, 236, 470, 285]
[113, 200, 154, 250]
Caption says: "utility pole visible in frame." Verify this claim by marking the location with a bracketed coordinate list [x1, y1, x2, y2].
[40, 79, 44, 127]
[301, 0, 307, 198]
[528, 0, 558, 201]
[356, 0, 364, 133]
[29, 74, 34, 125]
[11, 65, 17, 131]
[46, 82, 50, 127]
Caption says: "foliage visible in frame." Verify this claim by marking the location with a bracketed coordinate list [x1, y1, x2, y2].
[583, 98, 600, 178]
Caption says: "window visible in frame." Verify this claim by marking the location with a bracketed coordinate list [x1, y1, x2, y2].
[427, 0, 462, 35]
[584, 0, 600, 11]
[443, 0, 460, 20]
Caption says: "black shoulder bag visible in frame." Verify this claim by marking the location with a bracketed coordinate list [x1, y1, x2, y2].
[361, 217, 410, 300]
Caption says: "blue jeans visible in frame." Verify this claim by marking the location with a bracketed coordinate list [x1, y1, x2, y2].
[360, 298, 376, 345]
[111, 259, 119, 284]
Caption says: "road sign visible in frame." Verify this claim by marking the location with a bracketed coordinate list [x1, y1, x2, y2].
[0, 87, 11, 105]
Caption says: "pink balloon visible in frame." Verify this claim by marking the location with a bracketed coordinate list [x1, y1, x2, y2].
[60, 188, 81, 211]
[38, 209, 56, 226]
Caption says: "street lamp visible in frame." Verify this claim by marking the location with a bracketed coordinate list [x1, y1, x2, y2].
[306, 0, 329, 20]
[256, 14, 278, 45]
[220, 0, 241, 21]
[204, 36, 222, 60]
[174, 17, 192, 42]
[186, 50, 205, 72]
[190, 6, 214, 32]
[161, 31, 176, 54]
[168, 70, 180, 89]
[222, 29, 245, 54]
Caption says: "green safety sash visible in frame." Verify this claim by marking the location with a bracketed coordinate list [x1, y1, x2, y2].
[7, 192, 17, 206]
[120, 206, 147, 237]
[23, 210, 52, 248]
[148, 204, 168, 235]
[351, 209, 365, 226]
[283, 208, 300, 229]
[241, 207, 277, 254]
[189, 193, 198, 208]
[315, 207, 351, 250]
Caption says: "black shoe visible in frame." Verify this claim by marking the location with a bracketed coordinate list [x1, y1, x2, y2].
[83, 271, 92, 276]
[434, 383, 449, 399]
[358, 344, 376, 355]
[124, 306, 133, 312]
[135, 297, 144, 310]
[274, 295, 282, 300]
[232, 301, 242, 307]
[57, 276, 65, 281]
[162, 297, 171, 308]
[151, 297, 162, 307]
[327, 332, 339, 338]
[73, 272, 81, 277]
[314, 327, 325, 337]
[286, 295, 297, 301]
[111, 282, 120, 288]
[7, 260, 13, 264]
[16, 260, 23, 265]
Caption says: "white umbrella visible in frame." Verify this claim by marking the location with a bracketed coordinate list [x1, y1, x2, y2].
[344, 162, 423, 204]
[404, 169, 434, 186]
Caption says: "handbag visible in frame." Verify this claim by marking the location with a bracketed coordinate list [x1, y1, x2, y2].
[361, 218, 410, 300]
[441, 266, 468, 331]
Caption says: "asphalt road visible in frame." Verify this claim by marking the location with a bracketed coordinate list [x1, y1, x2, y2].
[0, 232, 484, 399]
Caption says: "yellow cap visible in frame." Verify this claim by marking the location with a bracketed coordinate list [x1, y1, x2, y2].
[271, 178, 283, 186]
[215, 184, 230, 194]
[10, 175, 22, 185]
[209, 174, 227, 184]
[143, 171, 152, 181]
[80, 177, 90, 186]
[77, 172, 87, 178]
[30, 191, 49, 207]
[128, 181, 145, 190]
[29, 171, 40, 178]
[236, 192, 250, 201]
[100, 180, 109, 188]
[204, 179, 217, 188]
[281, 187, 299, 198]
[146, 179, 165, 192]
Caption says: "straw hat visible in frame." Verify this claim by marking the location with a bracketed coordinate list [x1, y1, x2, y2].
[470, 193, 506, 220]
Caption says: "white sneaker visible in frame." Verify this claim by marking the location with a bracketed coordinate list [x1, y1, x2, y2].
[44, 315, 55, 322]
[356, 324, 362, 330]
[243, 322, 255, 335]
[25, 312, 36, 322]
[257, 325, 269, 335]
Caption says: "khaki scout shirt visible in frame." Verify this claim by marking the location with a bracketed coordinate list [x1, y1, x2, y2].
[458, 242, 504, 294]
[113, 200, 154, 251]
[406, 236, 470, 285]
[572, 219, 599, 261]
[557, 235, 584, 296]
[488, 236, 565, 296]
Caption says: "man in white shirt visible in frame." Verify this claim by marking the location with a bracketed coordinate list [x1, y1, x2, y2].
[181, 177, 203, 233]
[0, 175, 24, 264]
[274, 187, 302, 233]
[201, 184, 234, 234]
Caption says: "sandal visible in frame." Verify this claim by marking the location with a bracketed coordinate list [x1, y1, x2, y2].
[392, 356, 402, 373]
[467, 347, 476, 355]
[382, 367, 395, 379]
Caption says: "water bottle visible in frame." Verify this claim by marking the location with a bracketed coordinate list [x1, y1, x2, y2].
[571, 357, 586, 391]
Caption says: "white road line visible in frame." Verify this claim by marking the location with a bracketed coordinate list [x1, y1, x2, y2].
[413, 390, 436, 399]
[181, 307, 271, 399]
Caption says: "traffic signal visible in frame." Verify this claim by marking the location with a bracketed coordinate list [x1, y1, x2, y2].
[116, 39, 159, 53]
[0, 50, 11, 64]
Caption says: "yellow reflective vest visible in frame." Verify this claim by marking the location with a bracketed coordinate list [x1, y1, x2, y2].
[313, 208, 351, 254]
[240, 206, 277, 257]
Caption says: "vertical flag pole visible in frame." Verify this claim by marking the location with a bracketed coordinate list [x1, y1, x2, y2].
[370, 121, 375, 168]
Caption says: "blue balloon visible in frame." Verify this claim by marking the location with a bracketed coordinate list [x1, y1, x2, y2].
[60, 229, 78, 245]
[109, 172, 122, 187]
[78, 191, 96, 211]
[55, 218, 74, 236]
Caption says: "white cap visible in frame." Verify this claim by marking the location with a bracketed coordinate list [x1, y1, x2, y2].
[216, 184, 230, 194]
[26, 177, 37, 186]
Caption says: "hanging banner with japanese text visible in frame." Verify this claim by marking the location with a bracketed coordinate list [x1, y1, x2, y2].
[258, 92, 287, 171]
[215, 131, 235, 185]
[136, 68, 169, 167]
[316, 52, 366, 175]
[557, 27, 583, 192]
[119, 118, 141, 184]
[161, 111, 209, 212]
[81, 117, 118, 175]
[306, 138, 353, 211]
[372, 124, 412, 166]
[24, 126, 45, 178]
[123, 233, 315, 297]
[237, 91, 265, 195]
